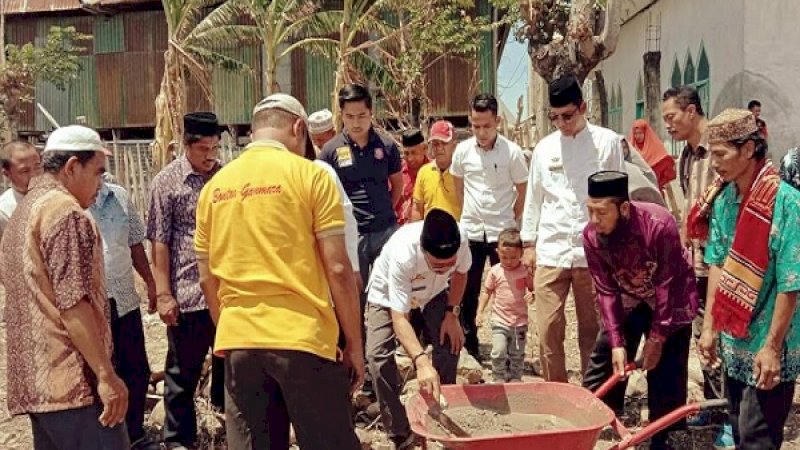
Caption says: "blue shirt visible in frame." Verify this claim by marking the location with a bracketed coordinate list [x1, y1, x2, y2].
[705, 181, 800, 385]
[89, 182, 146, 317]
[319, 129, 401, 233]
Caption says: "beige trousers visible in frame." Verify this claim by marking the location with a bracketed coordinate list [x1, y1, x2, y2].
[534, 266, 599, 382]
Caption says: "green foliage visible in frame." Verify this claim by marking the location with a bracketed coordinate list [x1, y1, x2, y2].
[4, 26, 91, 91]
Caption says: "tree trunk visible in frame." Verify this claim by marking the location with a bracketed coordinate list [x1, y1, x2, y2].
[643, 51, 662, 135]
[332, 0, 351, 131]
[263, 58, 279, 94]
[525, 0, 621, 84]
[153, 48, 185, 169]
[594, 70, 608, 128]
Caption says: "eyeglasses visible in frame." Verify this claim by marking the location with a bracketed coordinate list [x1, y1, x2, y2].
[423, 252, 456, 273]
[548, 107, 579, 123]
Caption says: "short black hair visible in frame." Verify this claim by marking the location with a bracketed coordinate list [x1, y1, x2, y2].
[471, 94, 498, 116]
[732, 132, 768, 161]
[662, 86, 705, 117]
[748, 100, 762, 110]
[338, 83, 372, 110]
[42, 150, 97, 174]
[1, 140, 37, 170]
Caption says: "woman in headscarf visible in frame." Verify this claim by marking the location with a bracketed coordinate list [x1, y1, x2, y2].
[779, 147, 800, 190]
[619, 136, 665, 206]
[630, 119, 677, 191]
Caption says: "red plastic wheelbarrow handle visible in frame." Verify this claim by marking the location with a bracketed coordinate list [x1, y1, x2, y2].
[608, 399, 729, 450]
[592, 361, 640, 398]
[593, 361, 730, 450]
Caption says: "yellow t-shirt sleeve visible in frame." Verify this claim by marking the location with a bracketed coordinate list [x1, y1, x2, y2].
[194, 183, 212, 261]
[312, 167, 346, 236]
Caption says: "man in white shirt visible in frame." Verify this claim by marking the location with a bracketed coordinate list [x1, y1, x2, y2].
[0, 140, 43, 240]
[365, 209, 470, 449]
[521, 74, 624, 382]
[450, 94, 529, 359]
[313, 159, 362, 291]
[89, 179, 160, 450]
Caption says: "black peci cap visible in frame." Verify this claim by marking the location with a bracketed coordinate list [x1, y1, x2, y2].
[421, 209, 461, 259]
[588, 171, 629, 199]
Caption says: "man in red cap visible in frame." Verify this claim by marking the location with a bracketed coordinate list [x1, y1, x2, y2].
[412, 120, 461, 221]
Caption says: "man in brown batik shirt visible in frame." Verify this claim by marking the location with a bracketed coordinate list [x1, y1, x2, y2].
[0, 126, 128, 450]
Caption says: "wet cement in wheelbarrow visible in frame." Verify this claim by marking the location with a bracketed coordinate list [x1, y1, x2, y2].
[426, 407, 576, 437]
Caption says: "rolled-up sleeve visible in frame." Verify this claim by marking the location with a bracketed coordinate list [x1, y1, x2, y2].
[583, 227, 625, 347]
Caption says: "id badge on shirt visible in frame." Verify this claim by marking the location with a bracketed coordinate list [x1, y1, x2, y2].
[336, 146, 354, 168]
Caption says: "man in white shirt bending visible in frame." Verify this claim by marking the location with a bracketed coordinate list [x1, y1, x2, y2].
[365, 209, 471, 449]
[450, 94, 529, 360]
[521, 74, 624, 382]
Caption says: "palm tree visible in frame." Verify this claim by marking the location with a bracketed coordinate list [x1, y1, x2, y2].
[282, 0, 402, 120]
[153, 0, 259, 168]
[247, 0, 335, 94]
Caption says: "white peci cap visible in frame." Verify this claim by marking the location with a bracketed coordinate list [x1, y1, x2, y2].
[308, 109, 334, 134]
[44, 125, 111, 155]
[252, 93, 308, 123]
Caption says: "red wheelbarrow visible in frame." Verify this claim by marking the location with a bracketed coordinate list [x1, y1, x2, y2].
[406, 364, 728, 450]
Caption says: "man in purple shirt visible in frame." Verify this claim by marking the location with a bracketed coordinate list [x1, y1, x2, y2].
[147, 112, 225, 449]
[581, 171, 698, 450]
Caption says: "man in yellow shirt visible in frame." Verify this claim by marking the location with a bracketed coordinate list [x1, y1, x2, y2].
[194, 93, 364, 450]
[412, 120, 461, 221]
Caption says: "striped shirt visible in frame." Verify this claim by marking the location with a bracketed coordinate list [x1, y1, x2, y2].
[678, 131, 715, 277]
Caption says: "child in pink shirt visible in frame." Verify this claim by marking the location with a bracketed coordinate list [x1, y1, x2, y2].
[477, 228, 533, 382]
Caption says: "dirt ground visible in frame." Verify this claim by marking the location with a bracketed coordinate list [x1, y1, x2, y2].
[1, 284, 799, 449]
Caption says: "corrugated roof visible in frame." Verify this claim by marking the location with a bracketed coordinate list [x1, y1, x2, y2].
[3, 0, 157, 15]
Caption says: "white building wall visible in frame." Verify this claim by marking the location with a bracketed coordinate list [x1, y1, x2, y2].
[600, 0, 800, 160]
[599, 0, 746, 143]
[740, 0, 800, 158]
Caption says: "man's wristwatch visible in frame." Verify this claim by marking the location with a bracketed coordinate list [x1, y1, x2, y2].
[446, 305, 461, 316]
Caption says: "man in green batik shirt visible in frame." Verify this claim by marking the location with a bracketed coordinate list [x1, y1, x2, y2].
[697, 109, 800, 450]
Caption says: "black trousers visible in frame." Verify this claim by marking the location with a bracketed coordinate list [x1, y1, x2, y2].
[728, 377, 795, 450]
[365, 292, 459, 439]
[109, 300, 151, 444]
[582, 303, 691, 449]
[463, 239, 499, 356]
[31, 404, 129, 450]
[691, 276, 725, 400]
[224, 349, 361, 450]
[163, 309, 225, 446]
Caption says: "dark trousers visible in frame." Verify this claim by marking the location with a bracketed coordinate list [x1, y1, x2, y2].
[163, 309, 225, 446]
[109, 300, 151, 444]
[365, 292, 459, 439]
[727, 377, 795, 450]
[357, 224, 399, 311]
[582, 303, 691, 449]
[691, 276, 725, 400]
[224, 349, 361, 450]
[30, 403, 129, 450]
[463, 239, 499, 356]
